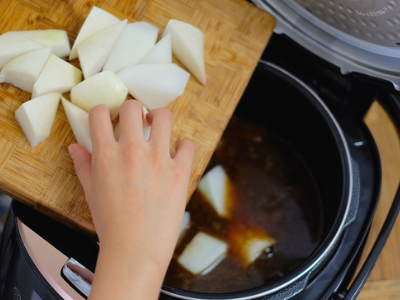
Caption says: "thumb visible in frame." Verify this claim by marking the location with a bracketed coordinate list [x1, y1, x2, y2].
[68, 144, 92, 193]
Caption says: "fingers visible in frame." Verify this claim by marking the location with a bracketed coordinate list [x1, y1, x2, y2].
[68, 144, 92, 193]
[91, 101, 194, 166]
[146, 108, 195, 166]
[174, 139, 196, 167]
[146, 108, 172, 148]
[89, 105, 115, 149]
[118, 100, 144, 142]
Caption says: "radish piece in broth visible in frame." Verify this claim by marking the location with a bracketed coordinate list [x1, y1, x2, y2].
[197, 165, 231, 217]
[178, 232, 227, 275]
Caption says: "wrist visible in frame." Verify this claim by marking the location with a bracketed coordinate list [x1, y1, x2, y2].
[89, 242, 167, 300]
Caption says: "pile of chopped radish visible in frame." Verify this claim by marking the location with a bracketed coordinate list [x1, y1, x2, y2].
[0, 6, 206, 150]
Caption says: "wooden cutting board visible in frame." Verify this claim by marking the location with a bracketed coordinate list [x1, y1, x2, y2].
[0, 0, 275, 235]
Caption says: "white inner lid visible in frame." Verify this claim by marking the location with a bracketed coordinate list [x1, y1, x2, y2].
[285, 0, 400, 57]
[252, 0, 400, 90]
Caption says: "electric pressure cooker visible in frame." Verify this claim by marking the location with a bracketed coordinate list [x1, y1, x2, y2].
[1, 1, 400, 299]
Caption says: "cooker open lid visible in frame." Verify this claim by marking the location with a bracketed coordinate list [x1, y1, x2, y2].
[252, 0, 400, 90]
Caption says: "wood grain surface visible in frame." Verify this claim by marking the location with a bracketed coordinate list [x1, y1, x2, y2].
[0, 0, 275, 234]
[358, 100, 400, 300]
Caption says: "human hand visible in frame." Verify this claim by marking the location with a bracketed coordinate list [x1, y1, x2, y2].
[68, 100, 195, 300]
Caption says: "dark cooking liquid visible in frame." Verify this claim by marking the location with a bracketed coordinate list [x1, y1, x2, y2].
[164, 116, 324, 293]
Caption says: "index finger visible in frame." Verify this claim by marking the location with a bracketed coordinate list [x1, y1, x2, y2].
[89, 104, 116, 149]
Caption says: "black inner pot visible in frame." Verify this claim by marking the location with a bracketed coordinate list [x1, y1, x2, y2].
[162, 62, 352, 299]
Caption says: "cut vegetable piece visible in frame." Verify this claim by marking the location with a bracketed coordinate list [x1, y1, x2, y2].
[103, 22, 159, 73]
[77, 20, 127, 79]
[138, 33, 172, 64]
[197, 165, 231, 217]
[0, 47, 52, 92]
[163, 19, 206, 84]
[227, 223, 275, 267]
[61, 97, 92, 153]
[178, 232, 227, 275]
[117, 63, 189, 110]
[70, 70, 128, 120]
[15, 93, 61, 148]
[9, 30, 71, 57]
[179, 211, 190, 239]
[32, 54, 82, 98]
[246, 237, 275, 263]
[114, 105, 151, 140]
[0, 33, 42, 69]
[70, 6, 121, 60]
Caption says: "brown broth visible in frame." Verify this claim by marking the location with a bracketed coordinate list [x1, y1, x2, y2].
[164, 116, 324, 293]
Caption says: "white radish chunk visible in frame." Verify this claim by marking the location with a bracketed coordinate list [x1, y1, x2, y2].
[8, 30, 71, 57]
[163, 19, 206, 85]
[32, 54, 82, 98]
[197, 165, 231, 217]
[15, 93, 61, 148]
[61, 97, 92, 153]
[138, 33, 172, 64]
[227, 223, 276, 267]
[70, 70, 128, 120]
[179, 211, 190, 240]
[0, 47, 52, 92]
[117, 63, 189, 110]
[103, 22, 159, 73]
[246, 237, 275, 264]
[178, 232, 227, 275]
[70, 6, 121, 60]
[0, 33, 42, 69]
[77, 20, 127, 79]
[114, 105, 151, 140]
